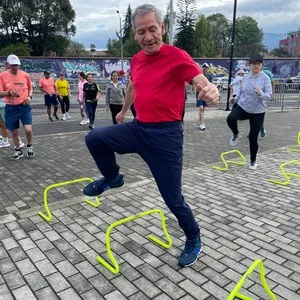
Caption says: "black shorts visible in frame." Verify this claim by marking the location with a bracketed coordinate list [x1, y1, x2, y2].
[44, 94, 58, 107]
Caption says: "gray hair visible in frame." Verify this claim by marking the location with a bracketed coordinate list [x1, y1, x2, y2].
[131, 4, 163, 30]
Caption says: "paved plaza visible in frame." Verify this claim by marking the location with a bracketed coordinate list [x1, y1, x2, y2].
[0, 101, 300, 299]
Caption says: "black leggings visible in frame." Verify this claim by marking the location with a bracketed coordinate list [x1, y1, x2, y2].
[227, 105, 265, 162]
[109, 104, 123, 124]
[59, 95, 70, 114]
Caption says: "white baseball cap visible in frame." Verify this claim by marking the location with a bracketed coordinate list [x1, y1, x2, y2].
[236, 69, 245, 75]
[202, 63, 209, 68]
[7, 54, 21, 65]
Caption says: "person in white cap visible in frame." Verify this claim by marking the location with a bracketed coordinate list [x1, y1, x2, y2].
[230, 69, 245, 109]
[0, 54, 35, 160]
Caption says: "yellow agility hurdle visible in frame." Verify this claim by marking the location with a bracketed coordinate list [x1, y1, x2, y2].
[213, 150, 246, 171]
[96, 209, 172, 274]
[227, 259, 276, 300]
[287, 132, 300, 152]
[268, 160, 300, 186]
[38, 177, 100, 222]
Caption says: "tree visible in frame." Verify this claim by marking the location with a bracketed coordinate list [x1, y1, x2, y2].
[90, 43, 96, 55]
[0, 43, 31, 56]
[206, 13, 231, 57]
[65, 41, 88, 57]
[0, 0, 76, 56]
[234, 16, 264, 57]
[123, 31, 141, 57]
[122, 5, 132, 44]
[106, 38, 121, 57]
[194, 14, 215, 57]
[271, 47, 291, 58]
[174, 0, 197, 56]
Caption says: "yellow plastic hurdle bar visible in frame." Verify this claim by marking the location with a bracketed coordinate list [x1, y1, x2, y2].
[268, 160, 300, 186]
[287, 132, 300, 152]
[227, 259, 276, 300]
[213, 150, 246, 171]
[96, 209, 172, 274]
[38, 177, 100, 222]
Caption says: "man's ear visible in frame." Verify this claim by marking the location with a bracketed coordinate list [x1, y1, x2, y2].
[133, 30, 137, 41]
[161, 23, 166, 36]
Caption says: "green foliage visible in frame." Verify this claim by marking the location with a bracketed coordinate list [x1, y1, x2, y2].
[106, 38, 121, 57]
[123, 31, 141, 57]
[0, 42, 31, 56]
[194, 14, 215, 57]
[271, 47, 292, 57]
[206, 13, 231, 57]
[0, 0, 76, 56]
[123, 5, 132, 44]
[234, 16, 264, 57]
[174, 0, 197, 55]
[65, 40, 88, 57]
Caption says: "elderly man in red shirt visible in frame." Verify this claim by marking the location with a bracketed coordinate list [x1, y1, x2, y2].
[83, 4, 220, 267]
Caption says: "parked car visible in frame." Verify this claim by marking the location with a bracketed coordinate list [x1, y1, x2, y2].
[213, 77, 229, 91]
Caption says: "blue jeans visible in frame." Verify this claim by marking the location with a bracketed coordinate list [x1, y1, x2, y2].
[85, 101, 97, 125]
[85, 119, 200, 240]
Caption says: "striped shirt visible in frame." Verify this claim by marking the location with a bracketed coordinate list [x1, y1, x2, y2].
[235, 71, 272, 114]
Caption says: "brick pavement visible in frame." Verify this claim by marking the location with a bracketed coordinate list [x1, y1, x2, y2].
[0, 107, 300, 299]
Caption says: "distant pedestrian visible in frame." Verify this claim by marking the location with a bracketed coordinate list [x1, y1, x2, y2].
[39, 71, 59, 122]
[56, 73, 71, 121]
[196, 63, 213, 130]
[83, 73, 100, 130]
[77, 72, 89, 125]
[227, 54, 272, 170]
[106, 71, 125, 124]
[0, 54, 35, 160]
[230, 69, 245, 109]
[0, 97, 10, 148]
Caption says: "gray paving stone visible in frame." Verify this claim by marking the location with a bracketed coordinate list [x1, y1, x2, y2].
[35, 259, 57, 276]
[0, 284, 14, 300]
[25, 271, 48, 292]
[12, 285, 37, 300]
[75, 261, 98, 278]
[3, 270, 26, 290]
[1, 237, 19, 250]
[44, 248, 66, 264]
[155, 277, 186, 299]
[46, 272, 71, 293]
[57, 288, 82, 300]
[0, 257, 16, 274]
[105, 290, 127, 300]
[82, 289, 104, 300]
[136, 264, 164, 282]
[89, 274, 116, 296]
[55, 260, 78, 277]
[179, 279, 210, 300]
[111, 276, 138, 297]
[26, 247, 47, 263]
[133, 277, 161, 298]
[129, 291, 150, 300]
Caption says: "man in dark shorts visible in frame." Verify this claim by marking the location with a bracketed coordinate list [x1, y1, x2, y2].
[39, 71, 59, 122]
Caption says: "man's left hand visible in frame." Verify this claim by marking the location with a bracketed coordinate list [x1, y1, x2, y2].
[23, 96, 31, 105]
[196, 83, 220, 106]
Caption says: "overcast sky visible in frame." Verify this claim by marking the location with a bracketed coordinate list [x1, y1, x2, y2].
[69, 0, 300, 49]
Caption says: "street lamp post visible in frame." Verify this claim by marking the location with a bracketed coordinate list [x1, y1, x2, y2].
[226, 0, 238, 111]
[116, 10, 124, 70]
[169, 0, 174, 45]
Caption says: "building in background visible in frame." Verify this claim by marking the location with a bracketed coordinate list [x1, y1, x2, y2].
[279, 30, 300, 57]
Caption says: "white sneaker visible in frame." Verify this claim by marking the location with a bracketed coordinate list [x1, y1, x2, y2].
[66, 113, 71, 120]
[19, 141, 25, 148]
[0, 141, 10, 148]
[229, 134, 239, 146]
[199, 123, 206, 130]
[62, 114, 67, 121]
[249, 161, 258, 170]
[79, 119, 86, 125]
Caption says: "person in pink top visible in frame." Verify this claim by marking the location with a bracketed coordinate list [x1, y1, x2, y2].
[0, 54, 35, 160]
[39, 71, 59, 122]
[77, 72, 89, 125]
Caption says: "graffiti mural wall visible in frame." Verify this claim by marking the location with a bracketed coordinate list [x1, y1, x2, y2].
[0, 56, 299, 81]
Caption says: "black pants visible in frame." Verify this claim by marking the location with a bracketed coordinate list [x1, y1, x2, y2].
[109, 104, 123, 124]
[85, 120, 200, 240]
[59, 95, 70, 114]
[227, 105, 265, 162]
[130, 103, 136, 118]
[85, 101, 97, 125]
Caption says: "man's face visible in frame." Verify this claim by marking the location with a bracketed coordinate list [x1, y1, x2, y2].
[250, 61, 262, 73]
[10, 64, 19, 74]
[45, 74, 50, 79]
[203, 67, 208, 74]
[133, 12, 165, 55]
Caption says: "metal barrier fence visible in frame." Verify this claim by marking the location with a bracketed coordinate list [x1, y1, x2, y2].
[32, 80, 300, 111]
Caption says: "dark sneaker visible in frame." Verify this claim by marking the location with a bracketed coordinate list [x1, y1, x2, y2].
[12, 150, 23, 161]
[27, 146, 35, 158]
[49, 117, 54, 122]
[178, 237, 203, 267]
[229, 134, 239, 146]
[260, 128, 266, 137]
[88, 124, 95, 130]
[53, 114, 59, 120]
[83, 174, 124, 197]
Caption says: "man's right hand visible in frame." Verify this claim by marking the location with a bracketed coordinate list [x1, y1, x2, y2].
[116, 111, 126, 124]
[9, 90, 20, 97]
